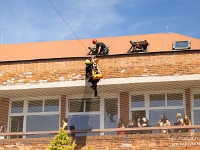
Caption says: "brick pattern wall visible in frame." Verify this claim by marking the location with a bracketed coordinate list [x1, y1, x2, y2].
[0, 51, 200, 86]
[0, 51, 198, 149]
[120, 92, 129, 127]
[1, 133, 200, 150]
[185, 89, 191, 120]
[60, 95, 66, 127]
[0, 98, 9, 130]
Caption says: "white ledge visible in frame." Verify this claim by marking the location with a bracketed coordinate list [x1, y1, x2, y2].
[0, 74, 200, 91]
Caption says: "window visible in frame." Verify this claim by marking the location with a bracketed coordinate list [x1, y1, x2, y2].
[85, 99, 100, 112]
[10, 116, 24, 139]
[131, 95, 145, 108]
[104, 98, 118, 135]
[68, 114, 100, 136]
[192, 94, 200, 132]
[68, 97, 101, 136]
[149, 93, 184, 128]
[9, 97, 60, 137]
[11, 101, 24, 113]
[130, 94, 146, 130]
[193, 110, 200, 125]
[26, 115, 59, 138]
[172, 41, 191, 50]
[128, 40, 148, 53]
[44, 99, 59, 112]
[28, 100, 43, 113]
[130, 92, 185, 131]
[68, 98, 100, 112]
[150, 94, 165, 107]
[69, 100, 84, 112]
[28, 99, 59, 113]
[167, 93, 183, 106]
[149, 109, 185, 127]
[132, 110, 146, 121]
[149, 93, 183, 107]
[194, 94, 200, 107]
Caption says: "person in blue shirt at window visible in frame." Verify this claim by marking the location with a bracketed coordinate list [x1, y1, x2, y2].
[174, 113, 183, 133]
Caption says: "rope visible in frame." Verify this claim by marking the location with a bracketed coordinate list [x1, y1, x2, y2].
[48, 0, 88, 52]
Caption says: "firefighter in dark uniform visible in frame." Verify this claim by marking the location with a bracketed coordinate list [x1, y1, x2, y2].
[85, 59, 99, 97]
[92, 39, 109, 55]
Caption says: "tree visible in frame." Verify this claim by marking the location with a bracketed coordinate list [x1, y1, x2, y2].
[48, 128, 77, 150]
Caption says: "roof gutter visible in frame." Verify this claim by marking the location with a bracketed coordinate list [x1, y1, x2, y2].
[0, 49, 200, 63]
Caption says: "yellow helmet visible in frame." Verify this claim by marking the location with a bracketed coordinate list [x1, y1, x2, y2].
[85, 59, 90, 64]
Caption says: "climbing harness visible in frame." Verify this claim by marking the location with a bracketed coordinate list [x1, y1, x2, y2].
[90, 56, 103, 80]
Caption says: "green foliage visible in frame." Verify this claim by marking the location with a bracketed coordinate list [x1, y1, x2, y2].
[87, 146, 92, 150]
[48, 128, 77, 150]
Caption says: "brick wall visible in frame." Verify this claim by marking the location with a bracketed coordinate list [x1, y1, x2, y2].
[1, 51, 200, 86]
[0, 98, 9, 130]
[185, 89, 191, 120]
[1, 133, 200, 150]
[1, 51, 198, 149]
[60, 95, 67, 127]
[120, 92, 129, 127]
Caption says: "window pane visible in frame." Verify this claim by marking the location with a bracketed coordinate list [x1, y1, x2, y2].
[149, 109, 185, 132]
[11, 101, 24, 113]
[10, 116, 24, 139]
[85, 98, 100, 112]
[104, 98, 118, 135]
[132, 110, 146, 122]
[150, 94, 165, 107]
[68, 114, 100, 136]
[28, 100, 43, 113]
[44, 99, 59, 112]
[175, 41, 189, 48]
[68, 100, 84, 112]
[131, 95, 145, 108]
[26, 115, 59, 138]
[167, 93, 183, 106]
[194, 94, 200, 107]
[193, 110, 200, 132]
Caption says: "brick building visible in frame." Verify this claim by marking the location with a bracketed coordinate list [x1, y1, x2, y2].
[0, 32, 200, 149]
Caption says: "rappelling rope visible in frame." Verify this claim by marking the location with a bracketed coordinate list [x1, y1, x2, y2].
[48, 0, 88, 52]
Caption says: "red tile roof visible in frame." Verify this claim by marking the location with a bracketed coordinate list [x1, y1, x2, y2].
[0, 33, 200, 62]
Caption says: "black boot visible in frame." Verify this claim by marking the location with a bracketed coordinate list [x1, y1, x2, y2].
[94, 90, 98, 97]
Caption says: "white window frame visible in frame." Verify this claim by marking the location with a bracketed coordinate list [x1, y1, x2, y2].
[190, 89, 200, 125]
[129, 90, 186, 120]
[66, 93, 120, 131]
[129, 92, 148, 120]
[8, 96, 61, 135]
[172, 41, 191, 50]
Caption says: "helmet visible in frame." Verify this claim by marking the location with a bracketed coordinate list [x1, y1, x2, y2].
[85, 59, 90, 64]
[92, 39, 97, 44]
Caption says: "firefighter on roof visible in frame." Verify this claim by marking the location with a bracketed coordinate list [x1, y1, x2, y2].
[92, 39, 109, 55]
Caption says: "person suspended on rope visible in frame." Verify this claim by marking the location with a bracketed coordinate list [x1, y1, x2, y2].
[85, 59, 100, 97]
[92, 39, 109, 55]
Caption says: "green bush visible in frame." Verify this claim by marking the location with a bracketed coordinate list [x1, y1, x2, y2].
[48, 128, 77, 150]
[87, 146, 92, 150]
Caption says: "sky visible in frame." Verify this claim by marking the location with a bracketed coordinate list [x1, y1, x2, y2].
[0, 0, 200, 44]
